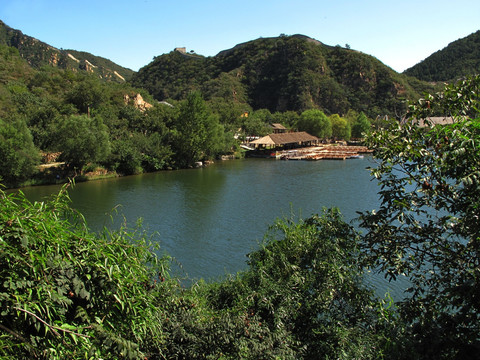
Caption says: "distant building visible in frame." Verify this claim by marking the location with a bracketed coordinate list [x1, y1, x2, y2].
[175, 47, 187, 54]
[270, 123, 287, 134]
[250, 132, 319, 149]
[401, 116, 456, 127]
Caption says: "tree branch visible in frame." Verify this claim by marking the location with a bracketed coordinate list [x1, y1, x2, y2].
[14, 307, 91, 338]
[0, 322, 38, 357]
[0, 322, 27, 342]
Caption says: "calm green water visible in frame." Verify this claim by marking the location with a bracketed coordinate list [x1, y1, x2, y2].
[17, 157, 407, 297]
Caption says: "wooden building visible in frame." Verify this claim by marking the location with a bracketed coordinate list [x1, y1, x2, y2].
[270, 123, 287, 134]
[249, 131, 319, 149]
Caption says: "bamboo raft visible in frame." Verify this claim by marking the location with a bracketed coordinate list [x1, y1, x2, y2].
[279, 145, 372, 161]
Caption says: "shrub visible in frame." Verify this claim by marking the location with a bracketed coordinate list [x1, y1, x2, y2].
[0, 184, 169, 359]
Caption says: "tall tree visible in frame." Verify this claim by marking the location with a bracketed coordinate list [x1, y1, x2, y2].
[298, 109, 332, 139]
[351, 112, 370, 139]
[0, 117, 40, 186]
[56, 115, 110, 170]
[242, 109, 271, 138]
[172, 91, 224, 167]
[66, 77, 106, 115]
[330, 114, 351, 140]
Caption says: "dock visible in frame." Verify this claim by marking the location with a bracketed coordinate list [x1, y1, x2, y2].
[278, 145, 372, 161]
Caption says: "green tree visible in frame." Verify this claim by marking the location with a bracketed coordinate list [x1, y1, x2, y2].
[172, 91, 224, 167]
[56, 115, 110, 170]
[66, 77, 106, 115]
[109, 137, 143, 175]
[207, 97, 251, 131]
[359, 75, 480, 358]
[330, 113, 351, 140]
[242, 108, 271, 138]
[270, 110, 299, 129]
[351, 112, 370, 139]
[202, 72, 248, 104]
[0, 117, 40, 186]
[298, 109, 332, 139]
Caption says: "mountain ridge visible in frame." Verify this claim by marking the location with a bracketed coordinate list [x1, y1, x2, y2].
[215, 34, 327, 57]
[403, 30, 480, 82]
[3, 18, 477, 118]
[132, 34, 431, 118]
[0, 20, 134, 82]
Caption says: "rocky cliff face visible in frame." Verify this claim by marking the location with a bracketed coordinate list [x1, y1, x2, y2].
[0, 20, 134, 82]
[123, 93, 153, 111]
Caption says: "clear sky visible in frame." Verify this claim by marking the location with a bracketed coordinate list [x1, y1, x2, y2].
[1, 0, 479, 73]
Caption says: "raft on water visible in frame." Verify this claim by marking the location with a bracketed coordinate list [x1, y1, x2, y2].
[279, 145, 372, 161]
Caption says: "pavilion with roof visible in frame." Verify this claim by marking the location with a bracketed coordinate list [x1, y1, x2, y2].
[249, 131, 319, 150]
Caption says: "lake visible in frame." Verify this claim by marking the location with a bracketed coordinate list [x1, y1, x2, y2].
[16, 157, 408, 298]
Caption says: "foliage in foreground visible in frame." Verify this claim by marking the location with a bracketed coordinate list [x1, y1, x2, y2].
[0, 185, 387, 359]
[0, 185, 169, 359]
[2, 76, 480, 359]
[159, 209, 385, 359]
[360, 75, 480, 359]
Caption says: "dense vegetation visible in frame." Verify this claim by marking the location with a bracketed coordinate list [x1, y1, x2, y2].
[131, 35, 432, 119]
[0, 39, 378, 188]
[1, 76, 479, 359]
[0, 41, 243, 187]
[404, 30, 480, 82]
[5, 21, 478, 190]
[1, 18, 480, 358]
[360, 75, 480, 358]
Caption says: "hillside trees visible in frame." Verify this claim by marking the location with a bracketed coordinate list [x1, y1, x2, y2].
[131, 51, 216, 100]
[66, 77, 106, 115]
[313, 76, 350, 115]
[0, 44, 34, 93]
[359, 75, 480, 358]
[0, 49, 248, 185]
[132, 35, 426, 118]
[404, 30, 480, 81]
[9, 83, 63, 150]
[245, 36, 315, 111]
[328, 47, 411, 118]
[201, 72, 248, 104]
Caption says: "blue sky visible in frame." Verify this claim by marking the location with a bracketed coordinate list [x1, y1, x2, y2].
[1, 0, 479, 72]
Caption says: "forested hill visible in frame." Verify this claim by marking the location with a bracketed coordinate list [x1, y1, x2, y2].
[131, 34, 432, 118]
[0, 20, 134, 82]
[403, 30, 480, 82]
